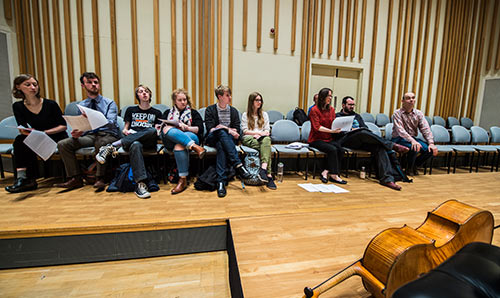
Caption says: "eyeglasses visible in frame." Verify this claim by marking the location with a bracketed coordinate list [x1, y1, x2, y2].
[254, 99, 262, 102]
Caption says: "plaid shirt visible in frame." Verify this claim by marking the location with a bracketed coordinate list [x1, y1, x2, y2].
[392, 108, 434, 145]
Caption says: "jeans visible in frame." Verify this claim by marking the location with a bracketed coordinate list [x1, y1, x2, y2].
[205, 129, 241, 182]
[241, 135, 272, 170]
[121, 128, 158, 182]
[160, 128, 200, 177]
[392, 136, 433, 169]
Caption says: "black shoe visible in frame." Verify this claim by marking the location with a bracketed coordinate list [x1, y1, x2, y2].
[329, 176, 348, 184]
[320, 175, 328, 184]
[217, 182, 226, 197]
[5, 178, 38, 193]
[258, 168, 269, 183]
[266, 176, 277, 190]
[236, 164, 253, 180]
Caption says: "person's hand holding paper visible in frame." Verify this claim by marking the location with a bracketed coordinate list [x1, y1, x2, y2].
[62, 104, 108, 134]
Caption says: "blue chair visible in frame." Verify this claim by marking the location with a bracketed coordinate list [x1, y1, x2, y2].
[270, 120, 310, 179]
[198, 107, 206, 121]
[120, 105, 135, 118]
[433, 116, 446, 127]
[385, 123, 393, 140]
[450, 125, 476, 173]
[286, 109, 295, 121]
[490, 126, 500, 171]
[361, 112, 375, 123]
[366, 122, 382, 137]
[0, 116, 20, 178]
[460, 117, 474, 129]
[429, 125, 454, 174]
[267, 110, 284, 124]
[375, 113, 390, 128]
[152, 104, 169, 114]
[424, 116, 433, 127]
[64, 101, 82, 116]
[300, 121, 326, 179]
[447, 116, 460, 128]
[470, 126, 497, 172]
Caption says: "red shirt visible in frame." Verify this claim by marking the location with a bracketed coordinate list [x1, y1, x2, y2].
[308, 105, 336, 143]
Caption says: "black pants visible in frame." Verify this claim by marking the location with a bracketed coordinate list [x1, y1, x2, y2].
[340, 129, 394, 183]
[310, 140, 344, 175]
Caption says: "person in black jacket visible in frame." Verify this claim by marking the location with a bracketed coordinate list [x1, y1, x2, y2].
[159, 89, 206, 194]
[204, 85, 252, 197]
[6, 74, 68, 193]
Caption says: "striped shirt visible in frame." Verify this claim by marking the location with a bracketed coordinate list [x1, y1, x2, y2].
[216, 104, 231, 127]
[392, 108, 434, 144]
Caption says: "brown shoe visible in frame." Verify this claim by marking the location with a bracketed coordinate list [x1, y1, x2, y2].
[171, 177, 187, 194]
[191, 144, 206, 159]
[392, 143, 410, 154]
[382, 181, 402, 191]
[54, 177, 84, 189]
[93, 179, 106, 191]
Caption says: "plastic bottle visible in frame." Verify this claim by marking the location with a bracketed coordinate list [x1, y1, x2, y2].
[360, 166, 366, 179]
[277, 162, 284, 183]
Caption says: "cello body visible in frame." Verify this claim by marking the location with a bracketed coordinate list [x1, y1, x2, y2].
[303, 200, 494, 298]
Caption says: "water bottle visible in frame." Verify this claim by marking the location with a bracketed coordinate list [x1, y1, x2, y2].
[360, 166, 366, 179]
[277, 162, 284, 183]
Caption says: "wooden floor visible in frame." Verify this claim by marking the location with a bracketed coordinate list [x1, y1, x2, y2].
[1, 169, 499, 297]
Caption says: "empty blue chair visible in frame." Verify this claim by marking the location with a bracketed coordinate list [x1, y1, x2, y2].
[0, 116, 20, 178]
[385, 123, 393, 140]
[286, 109, 295, 121]
[267, 110, 284, 124]
[460, 117, 474, 129]
[429, 125, 454, 174]
[361, 112, 375, 123]
[450, 125, 476, 173]
[490, 126, 500, 171]
[470, 126, 497, 172]
[424, 116, 433, 127]
[447, 116, 460, 128]
[271, 120, 310, 179]
[375, 113, 390, 128]
[433, 116, 446, 127]
[366, 122, 382, 137]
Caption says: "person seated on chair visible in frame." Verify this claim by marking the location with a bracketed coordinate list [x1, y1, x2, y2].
[204, 85, 252, 198]
[159, 89, 205, 195]
[392, 92, 438, 176]
[241, 92, 276, 190]
[5, 74, 68, 193]
[308, 87, 347, 185]
[55, 72, 119, 191]
[94, 84, 162, 199]
[336, 96, 410, 190]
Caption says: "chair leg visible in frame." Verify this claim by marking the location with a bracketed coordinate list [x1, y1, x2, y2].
[453, 152, 458, 173]
[305, 153, 309, 180]
[0, 155, 4, 178]
[429, 156, 434, 175]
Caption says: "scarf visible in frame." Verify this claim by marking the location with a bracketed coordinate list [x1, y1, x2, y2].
[167, 105, 192, 125]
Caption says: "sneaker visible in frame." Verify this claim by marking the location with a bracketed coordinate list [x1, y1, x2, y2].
[258, 168, 269, 183]
[135, 182, 151, 199]
[96, 144, 117, 164]
[266, 176, 277, 190]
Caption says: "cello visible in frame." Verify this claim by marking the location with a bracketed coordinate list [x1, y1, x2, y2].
[303, 200, 494, 298]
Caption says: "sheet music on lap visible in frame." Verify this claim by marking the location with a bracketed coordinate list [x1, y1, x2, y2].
[331, 116, 355, 132]
[23, 130, 57, 161]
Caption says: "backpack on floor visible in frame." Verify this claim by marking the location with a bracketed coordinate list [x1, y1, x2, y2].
[388, 152, 412, 183]
[242, 150, 263, 186]
[293, 108, 308, 126]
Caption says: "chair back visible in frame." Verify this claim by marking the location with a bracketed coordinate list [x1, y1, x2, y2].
[198, 107, 206, 121]
[271, 120, 300, 142]
[267, 110, 284, 124]
[375, 113, 390, 127]
[470, 126, 489, 144]
[490, 126, 500, 143]
[286, 109, 295, 120]
[433, 116, 446, 127]
[451, 125, 471, 144]
[366, 122, 382, 137]
[460, 117, 474, 129]
[0, 116, 20, 139]
[120, 105, 135, 118]
[424, 116, 433, 126]
[447, 116, 460, 128]
[64, 101, 81, 116]
[385, 123, 393, 140]
[152, 104, 169, 114]
[117, 116, 125, 138]
[431, 124, 450, 143]
[361, 112, 375, 123]
[300, 120, 311, 142]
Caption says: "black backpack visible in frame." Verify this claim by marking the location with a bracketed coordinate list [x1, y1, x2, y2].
[293, 108, 308, 126]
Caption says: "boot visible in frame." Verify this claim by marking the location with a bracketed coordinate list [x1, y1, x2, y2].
[191, 144, 206, 159]
[5, 178, 37, 193]
[217, 182, 226, 197]
[235, 164, 252, 180]
[171, 177, 188, 194]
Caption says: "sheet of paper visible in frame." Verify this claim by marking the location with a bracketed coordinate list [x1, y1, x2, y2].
[331, 116, 355, 132]
[298, 183, 321, 192]
[63, 115, 92, 132]
[6, 125, 34, 131]
[298, 183, 349, 193]
[78, 105, 108, 130]
[23, 130, 57, 161]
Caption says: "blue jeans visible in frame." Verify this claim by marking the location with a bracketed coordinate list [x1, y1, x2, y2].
[205, 129, 242, 183]
[161, 128, 199, 177]
[119, 128, 158, 182]
[392, 136, 433, 169]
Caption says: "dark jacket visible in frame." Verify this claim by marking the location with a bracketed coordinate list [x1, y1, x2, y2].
[161, 108, 205, 142]
[204, 104, 241, 136]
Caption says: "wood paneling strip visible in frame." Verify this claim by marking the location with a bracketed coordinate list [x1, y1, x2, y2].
[460, 0, 476, 117]
[452, 0, 468, 116]
[154, 0, 160, 103]
[397, 0, 410, 102]
[291, 0, 297, 52]
[444, 0, 460, 117]
[210, 0, 215, 103]
[191, 0, 197, 107]
[359, 0, 366, 59]
[242, 0, 247, 47]
[257, 0, 262, 49]
[171, 0, 177, 90]
[229, 0, 234, 89]
[76, 0, 86, 98]
[299, 0, 309, 108]
[130, 0, 138, 89]
[497, 5, 500, 71]
[425, 0, 441, 115]
[52, 0, 65, 108]
[351, 0, 358, 58]
[274, 0, 280, 50]
[366, 0, 379, 113]
[455, 0, 470, 116]
[64, 0, 76, 102]
[22, 0, 35, 74]
[403, 0, 416, 91]
[344, 0, 351, 58]
[31, 0, 45, 96]
[412, 0, 425, 93]
[319, 0, 326, 55]
[312, 0, 319, 54]
[485, 0, 498, 71]
[328, 0, 335, 56]
[434, 0, 451, 116]
[217, 0, 222, 84]
[92, 0, 101, 76]
[41, 0, 54, 99]
[389, 0, 404, 115]
[204, 1, 209, 106]
[3, 0, 12, 20]
[183, 0, 188, 89]
[468, 0, 487, 119]
[417, 0, 431, 111]
[14, 0, 25, 73]
[110, 0, 120, 104]
[198, 0, 203, 106]
[304, 0, 314, 110]
[379, 0, 393, 113]
[337, 0, 344, 58]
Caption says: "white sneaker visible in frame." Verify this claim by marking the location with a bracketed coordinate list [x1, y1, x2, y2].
[135, 182, 151, 199]
[96, 144, 117, 164]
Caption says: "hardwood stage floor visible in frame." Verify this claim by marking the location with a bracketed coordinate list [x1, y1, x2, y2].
[0, 170, 499, 297]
